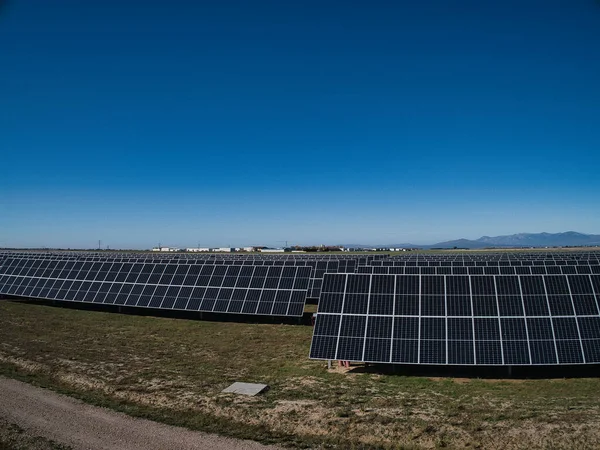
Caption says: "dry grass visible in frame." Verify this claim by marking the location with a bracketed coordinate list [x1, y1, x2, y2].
[0, 418, 70, 450]
[2, 300, 600, 449]
[304, 303, 318, 313]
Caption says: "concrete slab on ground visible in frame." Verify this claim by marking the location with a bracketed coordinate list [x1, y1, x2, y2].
[222, 382, 269, 396]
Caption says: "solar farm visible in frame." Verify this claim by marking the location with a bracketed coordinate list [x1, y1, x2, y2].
[2, 249, 600, 448]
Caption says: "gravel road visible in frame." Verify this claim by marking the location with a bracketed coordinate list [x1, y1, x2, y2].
[0, 377, 281, 450]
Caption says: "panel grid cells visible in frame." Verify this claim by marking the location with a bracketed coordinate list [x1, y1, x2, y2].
[0, 259, 312, 317]
[310, 273, 600, 366]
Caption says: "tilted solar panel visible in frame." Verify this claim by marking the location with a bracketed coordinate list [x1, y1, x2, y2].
[0, 258, 312, 317]
[310, 273, 600, 365]
[356, 265, 600, 276]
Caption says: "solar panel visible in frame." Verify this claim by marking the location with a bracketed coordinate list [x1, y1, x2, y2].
[0, 258, 312, 317]
[356, 265, 600, 276]
[372, 257, 600, 267]
[310, 273, 600, 365]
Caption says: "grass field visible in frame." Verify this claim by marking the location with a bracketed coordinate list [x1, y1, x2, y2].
[2, 301, 600, 449]
[0, 418, 70, 450]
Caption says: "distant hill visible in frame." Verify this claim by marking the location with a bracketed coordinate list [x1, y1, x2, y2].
[341, 232, 600, 250]
[433, 232, 600, 249]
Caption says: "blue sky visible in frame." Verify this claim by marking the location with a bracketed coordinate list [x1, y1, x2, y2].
[2, 0, 599, 249]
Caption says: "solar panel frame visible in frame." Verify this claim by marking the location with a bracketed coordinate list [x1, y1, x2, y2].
[310, 272, 600, 365]
[0, 258, 313, 318]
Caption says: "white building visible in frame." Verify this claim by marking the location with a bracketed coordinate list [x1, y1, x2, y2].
[152, 247, 181, 252]
[186, 248, 212, 252]
[259, 248, 287, 253]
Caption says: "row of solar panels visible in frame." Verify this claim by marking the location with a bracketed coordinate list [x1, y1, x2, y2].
[0, 259, 355, 276]
[0, 251, 384, 261]
[9, 257, 599, 266]
[0, 255, 377, 267]
[3, 255, 599, 270]
[3, 254, 600, 285]
[0, 256, 369, 313]
[3, 255, 600, 301]
[357, 265, 600, 275]
[0, 260, 359, 268]
[387, 253, 600, 260]
[0, 257, 356, 300]
[3, 250, 598, 261]
[0, 261, 313, 317]
[4, 252, 600, 366]
[388, 250, 600, 256]
[310, 273, 600, 365]
[3, 250, 600, 261]
[3, 259, 599, 269]
[370, 260, 600, 267]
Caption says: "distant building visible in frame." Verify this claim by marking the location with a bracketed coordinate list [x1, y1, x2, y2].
[185, 247, 234, 252]
[259, 248, 288, 253]
[152, 247, 181, 252]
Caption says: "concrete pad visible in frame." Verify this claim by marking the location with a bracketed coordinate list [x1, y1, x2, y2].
[222, 382, 269, 396]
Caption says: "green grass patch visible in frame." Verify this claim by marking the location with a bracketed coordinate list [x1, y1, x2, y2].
[2, 301, 600, 449]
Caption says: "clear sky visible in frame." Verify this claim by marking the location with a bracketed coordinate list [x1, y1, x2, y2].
[2, 0, 599, 249]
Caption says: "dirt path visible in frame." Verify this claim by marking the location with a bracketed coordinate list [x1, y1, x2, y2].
[0, 377, 281, 450]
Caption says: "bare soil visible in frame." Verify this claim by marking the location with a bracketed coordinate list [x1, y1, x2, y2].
[0, 376, 279, 450]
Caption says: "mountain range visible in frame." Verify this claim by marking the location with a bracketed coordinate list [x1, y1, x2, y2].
[342, 232, 600, 250]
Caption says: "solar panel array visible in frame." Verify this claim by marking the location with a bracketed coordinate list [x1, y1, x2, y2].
[0, 251, 377, 301]
[0, 251, 388, 314]
[307, 260, 357, 299]
[5, 249, 600, 366]
[0, 250, 384, 263]
[384, 252, 600, 264]
[356, 265, 600, 275]
[311, 272, 600, 365]
[0, 258, 312, 317]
